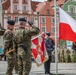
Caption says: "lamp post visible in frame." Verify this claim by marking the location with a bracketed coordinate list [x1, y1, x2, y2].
[0, 1, 5, 48]
[37, 12, 39, 28]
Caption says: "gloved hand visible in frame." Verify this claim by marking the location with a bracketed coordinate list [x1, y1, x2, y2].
[28, 21, 33, 26]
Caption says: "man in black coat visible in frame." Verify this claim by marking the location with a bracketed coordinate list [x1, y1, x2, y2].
[44, 32, 55, 74]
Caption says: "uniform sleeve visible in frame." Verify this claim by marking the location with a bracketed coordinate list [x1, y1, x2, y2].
[3, 31, 13, 52]
[45, 39, 54, 51]
[27, 25, 40, 37]
[13, 37, 18, 54]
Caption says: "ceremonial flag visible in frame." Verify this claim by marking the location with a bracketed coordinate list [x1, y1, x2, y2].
[31, 33, 48, 66]
[59, 7, 76, 42]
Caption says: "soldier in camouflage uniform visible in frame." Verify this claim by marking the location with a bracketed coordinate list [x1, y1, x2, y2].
[3, 20, 16, 75]
[70, 48, 75, 63]
[57, 45, 60, 62]
[59, 46, 64, 62]
[13, 18, 40, 75]
[63, 46, 69, 63]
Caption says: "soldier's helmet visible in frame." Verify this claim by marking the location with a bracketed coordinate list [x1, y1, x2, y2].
[0, 23, 5, 36]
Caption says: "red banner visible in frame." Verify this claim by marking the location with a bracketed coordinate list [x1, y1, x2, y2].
[31, 33, 48, 66]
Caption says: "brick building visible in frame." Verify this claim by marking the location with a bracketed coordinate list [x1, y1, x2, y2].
[2, 0, 67, 36]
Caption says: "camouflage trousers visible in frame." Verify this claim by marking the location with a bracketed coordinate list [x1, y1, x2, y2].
[14, 60, 18, 74]
[6, 54, 15, 75]
[18, 47, 31, 75]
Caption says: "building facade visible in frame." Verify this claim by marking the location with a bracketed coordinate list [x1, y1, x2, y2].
[1, 0, 67, 47]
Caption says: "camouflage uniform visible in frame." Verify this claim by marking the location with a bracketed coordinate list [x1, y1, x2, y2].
[3, 28, 15, 75]
[70, 48, 75, 63]
[59, 47, 64, 62]
[57, 46, 60, 62]
[3, 20, 17, 75]
[52, 50, 55, 62]
[64, 47, 69, 63]
[13, 24, 40, 75]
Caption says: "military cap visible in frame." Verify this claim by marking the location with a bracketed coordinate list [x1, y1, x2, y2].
[7, 20, 15, 25]
[46, 32, 50, 36]
[19, 18, 27, 22]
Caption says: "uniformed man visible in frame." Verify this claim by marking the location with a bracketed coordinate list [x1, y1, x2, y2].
[52, 49, 55, 62]
[72, 42, 76, 55]
[70, 48, 75, 63]
[63, 46, 69, 63]
[13, 18, 40, 75]
[44, 32, 55, 74]
[57, 45, 60, 62]
[59, 46, 64, 62]
[3, 20, 15, 75]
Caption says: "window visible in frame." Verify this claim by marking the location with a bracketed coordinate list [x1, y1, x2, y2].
[24, 0, 26, 2]
[7, 16, 11, 21]
[42, 18, 45, 24]
[46, 9, 50, 14]
[15, 17, 18, 22]
[15, 28, 18, 31]
[31, 17, 34, 22]
[23, 6, 26, 11]
[52, 27, 55, 33]
[42, 27, 45, 32]
[14, 0, 17, 1]
[52, 17, 55, 24]
[14, 5, 17, 10]
[69, 6, 75, 14]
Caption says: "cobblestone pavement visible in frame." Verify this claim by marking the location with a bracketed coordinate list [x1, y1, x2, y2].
[0, 61, 76, 75]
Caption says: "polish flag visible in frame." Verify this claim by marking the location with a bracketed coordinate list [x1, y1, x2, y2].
[59, 7, 76, 42]
[31, 33, 48, 66]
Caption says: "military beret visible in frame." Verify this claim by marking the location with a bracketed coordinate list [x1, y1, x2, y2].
[19, 18, 27, 22]
[46, 32, 50, 36]
[7, 20, 15, 25]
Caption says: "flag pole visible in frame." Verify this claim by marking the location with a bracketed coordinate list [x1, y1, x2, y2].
[54, 0, 58, 75]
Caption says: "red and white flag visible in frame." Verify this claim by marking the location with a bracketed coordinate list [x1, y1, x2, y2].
[59, 7, 76, 42]
[31, 33, 48, 66]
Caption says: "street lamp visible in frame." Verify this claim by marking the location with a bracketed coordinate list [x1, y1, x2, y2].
[37, 12, 39, 28]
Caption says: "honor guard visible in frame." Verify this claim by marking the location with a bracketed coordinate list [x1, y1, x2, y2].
[13, 18, 40, 75]
[3, 20, 16, 75]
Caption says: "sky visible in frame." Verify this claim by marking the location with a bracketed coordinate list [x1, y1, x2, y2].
[32, 0, 47, 2]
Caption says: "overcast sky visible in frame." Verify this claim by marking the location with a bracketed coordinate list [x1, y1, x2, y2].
[32, 0, 47, 2]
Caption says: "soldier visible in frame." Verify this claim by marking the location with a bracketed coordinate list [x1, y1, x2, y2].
[72, 42, 76, 55]
[63, 46, 69, 63]
[59, 46, 64, 62]
[57, 45, 60, 62]
[3, 20, 15, 75]
[13, 18, 40, 75]
[70, 48, 75, 63]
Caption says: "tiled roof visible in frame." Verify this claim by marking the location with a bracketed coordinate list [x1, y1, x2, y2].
[31, 1, 40, 12]
[2, 0, 10, 10]
[35, 2, 54, 15]
[36, 2, 45, 12]
[50, 0, 67, 6]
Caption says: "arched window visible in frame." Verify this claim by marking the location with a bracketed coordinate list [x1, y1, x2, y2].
[69, 6, 75, 14]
